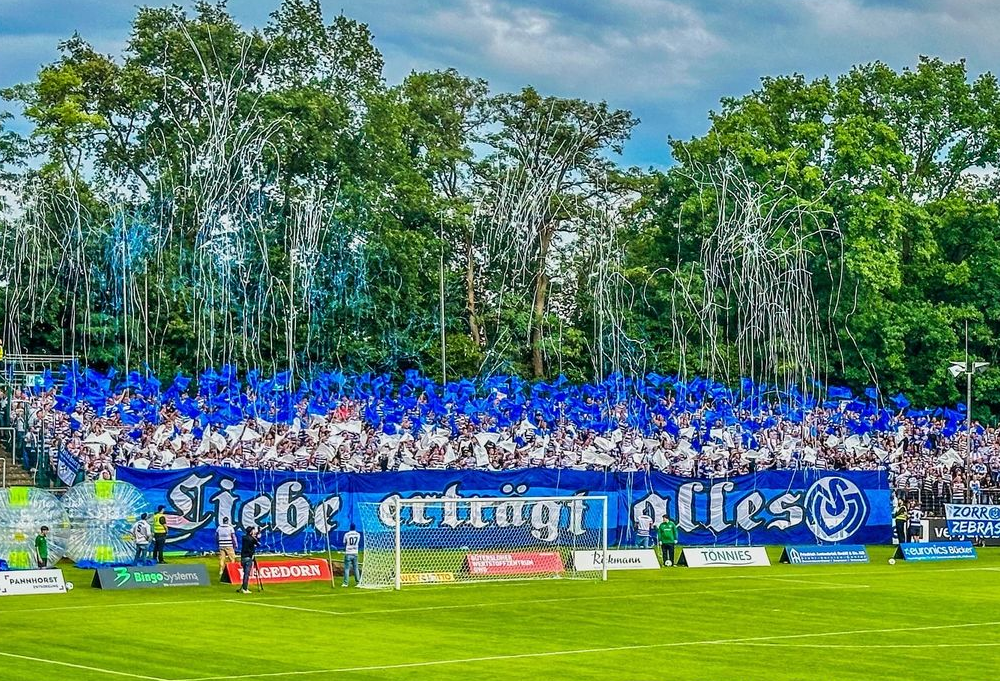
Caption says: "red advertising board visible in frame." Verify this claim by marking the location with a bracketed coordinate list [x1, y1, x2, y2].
[223, 558, 331, 584]
[465, 552, 565, 576]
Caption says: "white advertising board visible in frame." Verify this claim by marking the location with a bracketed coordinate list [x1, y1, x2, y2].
[678, 546, 771, 568]
[0, 569, 68, 596]
[573, 549, 661, 571]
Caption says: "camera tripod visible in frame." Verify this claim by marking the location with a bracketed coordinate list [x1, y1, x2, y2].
[252, 558, 264, 592]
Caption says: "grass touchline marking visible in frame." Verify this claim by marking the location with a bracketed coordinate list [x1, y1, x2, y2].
[0, 589, 382, 615]
[224, 583, 869, 618]
[0, 576, 865, 616]
[0, 651, 169, 681]
[1, 563, 992, 616]
[169, 619, 1000, 680]
[756, 576, 863, 587]
[1, 561, 991, 611]
[0, 598, 225, 614]
[730, 642, 1000, 649]
[224, 599, 346, 615]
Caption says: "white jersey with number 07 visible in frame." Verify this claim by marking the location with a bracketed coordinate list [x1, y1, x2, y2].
[344, 530, 361, 555]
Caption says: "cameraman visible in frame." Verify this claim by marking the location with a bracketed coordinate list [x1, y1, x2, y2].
[237, 526, 261, 594]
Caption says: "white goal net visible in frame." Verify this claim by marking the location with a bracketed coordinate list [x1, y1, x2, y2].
[357, 496, 608, 589]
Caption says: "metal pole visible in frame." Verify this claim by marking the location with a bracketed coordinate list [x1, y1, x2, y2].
[321, 479, 336, 591]
[967, 367, 973, 503]
[123, 228, 129, 379]
[439, 216, 447, 386]
[601, 496, 608, 582]
[39, 425, 45, 487]
[393, 498, 402, 591]
[966, 320, 973, 503]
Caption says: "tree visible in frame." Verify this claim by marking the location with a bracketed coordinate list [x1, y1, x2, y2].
[399, 69, 488, 347]
[479, 87, 636, 377]
[0, 112, 27, 200]
[640, 57, 1000, 406]
[833, 57, 1000, 201]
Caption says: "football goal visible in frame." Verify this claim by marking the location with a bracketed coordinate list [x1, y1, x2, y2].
[357, 495, 608, 589]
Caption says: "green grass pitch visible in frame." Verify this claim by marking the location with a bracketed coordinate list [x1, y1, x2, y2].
[2, 546, 999, 680]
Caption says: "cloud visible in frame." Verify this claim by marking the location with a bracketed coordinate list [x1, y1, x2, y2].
[5, 0, 1000, 167]
[360, 0, 724, 102]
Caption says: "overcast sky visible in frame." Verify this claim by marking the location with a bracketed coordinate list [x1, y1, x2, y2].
[2, 0, 999, 168]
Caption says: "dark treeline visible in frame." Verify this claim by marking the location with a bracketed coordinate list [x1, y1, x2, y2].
[0, 1, 998, 412]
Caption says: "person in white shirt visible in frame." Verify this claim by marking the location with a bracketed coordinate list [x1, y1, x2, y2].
[908, 503, 925, 542]
[342, 524, 361, 587]
[132, 513, 152, 565]
[635, 512, 654, 548]
[216, 518, 238, 578]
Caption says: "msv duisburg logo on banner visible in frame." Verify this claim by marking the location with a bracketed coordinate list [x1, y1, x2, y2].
[804, 476, 869, 542]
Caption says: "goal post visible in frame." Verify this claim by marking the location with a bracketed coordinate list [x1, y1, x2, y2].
[357, 495, 609, 589]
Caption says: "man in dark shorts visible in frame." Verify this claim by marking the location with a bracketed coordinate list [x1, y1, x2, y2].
[657, 515, 678, 567]
[35, 526, 49, 568]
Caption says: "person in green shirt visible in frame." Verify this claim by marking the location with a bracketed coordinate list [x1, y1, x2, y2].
[657, 515, 678, 567]
[35, 526, 49, 568]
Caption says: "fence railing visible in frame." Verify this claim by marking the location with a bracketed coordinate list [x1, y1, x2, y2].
[0, 424, 57, 488]
[0, 427, 14, 464]
[899, 486, 1000, 516]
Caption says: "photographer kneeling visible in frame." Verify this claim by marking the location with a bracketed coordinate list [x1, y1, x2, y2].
[237, 527, 261, 594]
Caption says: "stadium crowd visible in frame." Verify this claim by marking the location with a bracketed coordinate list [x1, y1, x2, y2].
[5, 367, 1000, 510]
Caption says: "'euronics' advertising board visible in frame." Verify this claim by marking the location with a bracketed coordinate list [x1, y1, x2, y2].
[893, 542, 977, 562]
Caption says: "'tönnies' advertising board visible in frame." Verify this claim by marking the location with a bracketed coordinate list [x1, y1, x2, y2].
[677, 546, 771, 568]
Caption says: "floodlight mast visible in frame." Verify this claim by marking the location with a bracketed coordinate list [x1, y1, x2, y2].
[949, 321, 989, 502]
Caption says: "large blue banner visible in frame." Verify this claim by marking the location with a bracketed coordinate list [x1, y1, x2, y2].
[117, 467, 891, 552]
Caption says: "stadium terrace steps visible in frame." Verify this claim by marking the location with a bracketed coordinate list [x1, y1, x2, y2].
[0, 448, 36, 487]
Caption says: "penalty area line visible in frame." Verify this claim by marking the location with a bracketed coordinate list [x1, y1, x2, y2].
[171, 619, 1000, 680]
[0, 651, 170, 681]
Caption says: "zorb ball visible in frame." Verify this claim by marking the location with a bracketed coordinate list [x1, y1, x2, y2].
[62, 480, 149, 566]
[0, 487, 69, 568]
